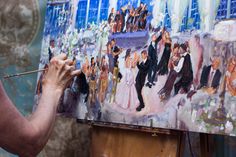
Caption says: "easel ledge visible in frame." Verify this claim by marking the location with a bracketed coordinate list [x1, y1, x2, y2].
[77, 119, 182, 135]
[77, 119, 185, 157]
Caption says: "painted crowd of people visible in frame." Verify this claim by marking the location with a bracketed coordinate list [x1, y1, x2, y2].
[35, 0, 236, 118]
[37, 25, 236, 118]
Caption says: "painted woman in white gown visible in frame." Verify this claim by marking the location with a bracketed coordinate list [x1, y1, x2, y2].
[115, 51, 140, 111]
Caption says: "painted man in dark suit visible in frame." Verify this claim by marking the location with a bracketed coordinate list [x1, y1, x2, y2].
[199, 57, 222, 93]
[111, 39, 122, 68]
[111, 38, 123, 80]
[136, 50, 150, 111]
[158, 44, 193, 99]
[174, 44, 193, 95]
[48, 40, 55, 62]
[146, 32, 163, 88]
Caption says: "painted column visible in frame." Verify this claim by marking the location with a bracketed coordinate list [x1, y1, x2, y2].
[108, 0, 117, 15]
[137, 0, 141, 7]
[151, 0, 165, 28]
[54, 6, 61, 27]
[204, 0, 215, 32]
[71, 0, 79, 29]
[85, 0, 90, 28]
[227, 0, 231, 18]
[188, 0, 192, 17]
[171, 0, 181, 34]
[97, 0, 102, 23]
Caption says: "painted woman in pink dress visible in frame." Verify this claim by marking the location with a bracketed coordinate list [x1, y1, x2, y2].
[226, 57, 236, 96]
[115, 49, 140, 111]
[189, 35, 203, 87]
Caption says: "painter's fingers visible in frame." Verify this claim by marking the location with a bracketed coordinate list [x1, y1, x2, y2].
[52, 53, 67, 62]
[71, 70, 81, 76]
[65, 59, 74, 66]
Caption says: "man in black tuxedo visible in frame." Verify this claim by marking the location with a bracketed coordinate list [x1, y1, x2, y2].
[174, 44, 193, 95]
[111, 38, 123, 79]
[111, 39, 121, 67]
[159, 44, 193, 100]
[136, 50, 150, 112]
[48, 40, 55, 62]
[146, 32, 162, 88]
[74, 71, 89, 103]
[199, 57, 222, 90]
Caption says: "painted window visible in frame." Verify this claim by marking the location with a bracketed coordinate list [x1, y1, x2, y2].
[230, 0, 236, 18]
[100, 0, 109, 22]
[44, 2, 71, 37]
[180, 6, 189, 32]
[117, 0, 138, 10]
[216, 0, 228, 20]
[180, 0, 200, 32]
[76, 0, 87, 29]
[142, 0, 153, 21]
[88, 0, 99, 24]
[164, 2, 171, 29]
[189, 0, 201, 30]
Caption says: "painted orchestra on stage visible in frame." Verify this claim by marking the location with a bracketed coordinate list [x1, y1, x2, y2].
[35, 0, 236, 136]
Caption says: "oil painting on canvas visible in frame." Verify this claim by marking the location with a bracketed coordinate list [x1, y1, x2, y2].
[35, 0, 236, 136]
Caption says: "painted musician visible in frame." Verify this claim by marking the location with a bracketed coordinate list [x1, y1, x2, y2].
[133, 2, 144, 31]
[126, 7, 135, 32]
[114, 10, 122, 33]
[108, 8, 116, 34]
[108, 8, 115, 24]
[120, 6, 127, 33]
[138, 5, 148, 30]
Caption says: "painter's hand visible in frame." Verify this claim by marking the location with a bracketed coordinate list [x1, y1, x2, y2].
[43, 53, 80, 93]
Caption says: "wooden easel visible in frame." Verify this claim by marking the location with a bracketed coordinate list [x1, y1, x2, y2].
[90, 122, 185, 157]
[200, 133, 214, 157]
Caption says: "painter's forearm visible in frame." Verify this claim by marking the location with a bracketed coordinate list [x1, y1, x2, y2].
[29, 86, 62, 144]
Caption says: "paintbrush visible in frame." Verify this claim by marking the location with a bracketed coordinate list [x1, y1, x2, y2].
[3, 69, 47, 79]
[3, 56, 78, 79]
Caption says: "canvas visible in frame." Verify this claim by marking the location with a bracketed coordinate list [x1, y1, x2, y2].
[36, 0, 236, 136]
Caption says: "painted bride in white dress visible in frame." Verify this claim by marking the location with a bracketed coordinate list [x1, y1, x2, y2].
[115, 50, 140, 111]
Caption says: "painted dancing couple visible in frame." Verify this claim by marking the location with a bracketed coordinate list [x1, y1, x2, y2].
[115, 49, 150, 112]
